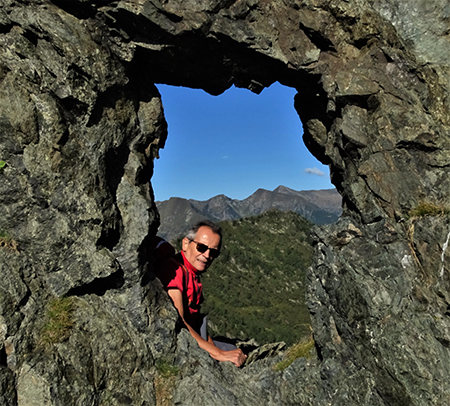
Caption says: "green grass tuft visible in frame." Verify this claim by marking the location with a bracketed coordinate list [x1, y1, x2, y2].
[0, 230, 11, 240]
[273, 334, 315, 372]
[0, 230, 18, 252]
[155, 360, 179, 378]
[154, 360, 179, 406]
[40, 297, 76, 345]
[0, 160, 5, 172]
[408, 202, 450, 218]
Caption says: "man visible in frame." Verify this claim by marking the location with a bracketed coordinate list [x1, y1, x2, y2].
[157, 220, 247, 367]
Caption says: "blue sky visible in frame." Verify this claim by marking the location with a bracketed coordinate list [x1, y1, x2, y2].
[152, 82, 333, 202]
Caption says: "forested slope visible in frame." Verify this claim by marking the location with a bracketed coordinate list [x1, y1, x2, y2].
[184, 209, 314, 346]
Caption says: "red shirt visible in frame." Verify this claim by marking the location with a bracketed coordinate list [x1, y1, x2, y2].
[157, 251, 203, 322]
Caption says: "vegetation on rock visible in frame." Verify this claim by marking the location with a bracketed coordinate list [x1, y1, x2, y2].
[273, 334, 315, 371]
[408, 202, 450, 218]
[40, 297, 76, 345]
[0, 230, 18, 252]
[156, 360, 180, 378]
[154, 360, 179, 406]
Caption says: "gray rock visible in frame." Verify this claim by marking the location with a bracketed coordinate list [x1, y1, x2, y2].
[1, 0, 450, 405]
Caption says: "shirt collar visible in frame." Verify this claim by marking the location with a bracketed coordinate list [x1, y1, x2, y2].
[181, 251, 201, 276]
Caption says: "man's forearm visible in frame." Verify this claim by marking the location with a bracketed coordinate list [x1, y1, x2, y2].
[167, 288, 246, 366]
[181, 318, 223, 359]
[183, 319, 247, 367]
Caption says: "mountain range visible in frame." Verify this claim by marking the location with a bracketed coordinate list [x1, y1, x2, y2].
[156, 186, 342, 241]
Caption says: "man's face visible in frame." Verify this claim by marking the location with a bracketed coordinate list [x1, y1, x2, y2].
[182, 226, 221, 272]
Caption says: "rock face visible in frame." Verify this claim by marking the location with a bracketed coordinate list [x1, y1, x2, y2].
[1, 0, 450, 405]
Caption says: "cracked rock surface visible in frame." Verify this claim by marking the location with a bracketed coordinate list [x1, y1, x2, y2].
[1, 0, 450, 404]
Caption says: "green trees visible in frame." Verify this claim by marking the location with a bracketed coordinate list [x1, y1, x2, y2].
[201, 209, 313, 346]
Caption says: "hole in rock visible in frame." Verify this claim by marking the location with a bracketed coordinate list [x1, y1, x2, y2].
[0, 346, 6, 367]
[153, 82, 332, 201]
[66, 270, 125, 297]
[152, 82, 338, 346]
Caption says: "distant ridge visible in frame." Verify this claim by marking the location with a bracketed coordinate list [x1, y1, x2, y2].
[156, 186, 342, 241]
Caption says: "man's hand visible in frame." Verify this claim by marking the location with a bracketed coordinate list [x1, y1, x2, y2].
[211, 347, 247, 367]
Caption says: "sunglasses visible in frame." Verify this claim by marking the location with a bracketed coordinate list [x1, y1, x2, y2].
[188, 239, 221, 259]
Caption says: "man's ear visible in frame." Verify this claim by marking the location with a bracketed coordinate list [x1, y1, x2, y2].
[182, 237, 189, 251]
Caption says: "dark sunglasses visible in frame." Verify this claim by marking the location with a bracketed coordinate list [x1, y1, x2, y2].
[189, 239, 221, 259]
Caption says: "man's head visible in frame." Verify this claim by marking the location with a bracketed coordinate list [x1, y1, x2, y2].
[182, 220, 222, 272]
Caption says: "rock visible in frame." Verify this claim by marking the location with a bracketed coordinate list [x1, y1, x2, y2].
[1, 0, 450, 405]
[243, 341, 286, 366]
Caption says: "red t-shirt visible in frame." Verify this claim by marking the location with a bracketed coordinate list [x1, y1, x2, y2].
[157, 251, 204, 322]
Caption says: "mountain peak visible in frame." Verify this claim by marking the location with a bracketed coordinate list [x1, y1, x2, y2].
[273, 185, 295, 194]
[157, 187, 342, 241]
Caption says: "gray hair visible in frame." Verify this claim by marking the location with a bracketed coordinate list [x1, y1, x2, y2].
[185, 220, 222, 248]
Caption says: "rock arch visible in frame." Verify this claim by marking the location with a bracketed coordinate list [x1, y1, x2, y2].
[1, 0, 450, 405]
